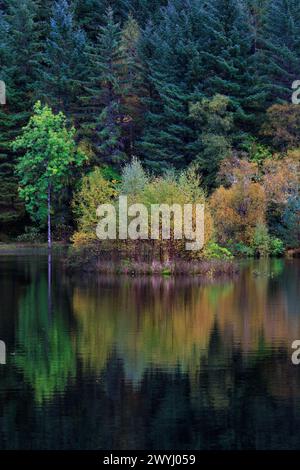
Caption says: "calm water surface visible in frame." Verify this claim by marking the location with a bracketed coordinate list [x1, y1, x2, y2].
[0, 253, 299, 449]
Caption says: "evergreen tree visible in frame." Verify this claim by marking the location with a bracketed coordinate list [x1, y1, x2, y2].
[259, 0, 300, 104]
[0, 0, 39, 234]
[245, 0, 269, 54]
[139, 0, 265, 171]
[38, 0, 87, 118]
[120, 15, 145, 155]
[35, 0, 54, 39]
[128, 0, 167, 26]
[201, 0, 265, 142]
[74, 0, 129, 40]
[0, 6, 7, 64]
[280, 196, 300, 248]
[139, 0, 211, 170]
[81, 7, 126, 166]
[190, 94, 234, 190]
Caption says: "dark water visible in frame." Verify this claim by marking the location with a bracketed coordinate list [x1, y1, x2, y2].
[0, 253, 299, 450]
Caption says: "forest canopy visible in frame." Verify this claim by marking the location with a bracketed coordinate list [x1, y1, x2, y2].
[0, 0, 299, 256]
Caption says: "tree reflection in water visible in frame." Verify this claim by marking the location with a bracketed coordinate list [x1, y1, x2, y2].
[0, 256, 299, 449]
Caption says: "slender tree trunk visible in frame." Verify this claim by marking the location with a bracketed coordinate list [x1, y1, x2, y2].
[47, 183, 52, 318]
[48, 249, 52, 319]
[47, 183, 52, 251]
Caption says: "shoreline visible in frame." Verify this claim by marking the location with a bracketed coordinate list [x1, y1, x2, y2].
[66, 257, 240, 278]
[0, 242, 298, 278]
[0, 242, 238, 277]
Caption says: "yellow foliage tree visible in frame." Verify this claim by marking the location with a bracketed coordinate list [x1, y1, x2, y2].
[262, 157, 299, 205]
[72, 168, 119, 245]
[125, 167, 214, 259]
[210, 181, 266, 245]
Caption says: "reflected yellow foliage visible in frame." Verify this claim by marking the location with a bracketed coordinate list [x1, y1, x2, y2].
[73, 279, 218, 380]
[73, 260, 299, 388]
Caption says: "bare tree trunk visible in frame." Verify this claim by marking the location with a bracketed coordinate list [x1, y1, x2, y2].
[48, 183, 52, 251]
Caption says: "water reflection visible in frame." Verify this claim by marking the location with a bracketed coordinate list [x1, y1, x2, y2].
[0, 256, 299, 449]
[73, 259, 300, 384]
[15, 275, 76, 402]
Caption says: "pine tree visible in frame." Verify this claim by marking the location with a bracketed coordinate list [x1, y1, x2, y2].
[35, 0, 54, 39]
[37, 0, 87, 118]
[128, 0, 167, 26]
[190, 94, 234, 190]
[245, 0, 269, 54]
[259, 0, 300, 104]
[0, 0, 39, 234]
[120, 14, 145, 155]
[139, 0, 266, 171]
[81, 7, 126, 166]
[74, 0, 129, 40]
[140, 0, 236, 171]
[138, 0, 211, 171]
[201, 0, 266, 142]
[0, 6, 8, 71]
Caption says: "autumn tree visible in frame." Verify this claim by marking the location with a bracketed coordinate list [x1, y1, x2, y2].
[217, 155, 258, 187]
[72, 167, 118, 245]
[262, 156, 299, 243]
[210, 181, 266, 245]
[262, 104, 300, 152]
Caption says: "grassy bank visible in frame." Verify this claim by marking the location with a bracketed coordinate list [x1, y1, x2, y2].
[65, 245, 239, 278]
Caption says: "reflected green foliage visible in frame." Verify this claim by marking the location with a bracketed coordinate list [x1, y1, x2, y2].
[15, 275, 76, 403]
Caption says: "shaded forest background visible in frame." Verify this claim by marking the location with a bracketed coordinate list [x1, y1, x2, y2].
[0, 0, 299, 244]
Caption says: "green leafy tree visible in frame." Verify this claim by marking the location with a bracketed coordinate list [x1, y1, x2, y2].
[251, 223, 271, 257]
[13, 102, 86, 248]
